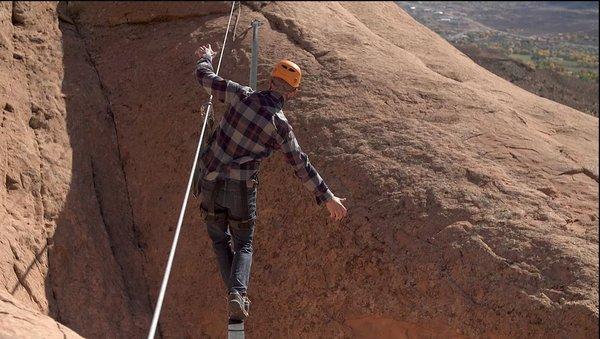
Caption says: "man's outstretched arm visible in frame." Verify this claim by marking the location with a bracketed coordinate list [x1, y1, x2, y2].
[194, 44, 250, 105]
[274, 113, 348, 220]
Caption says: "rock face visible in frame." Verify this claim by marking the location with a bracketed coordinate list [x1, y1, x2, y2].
[1, 1, 598, 338]
[0, 291, 81, 338]
[1, 2, 150, 337]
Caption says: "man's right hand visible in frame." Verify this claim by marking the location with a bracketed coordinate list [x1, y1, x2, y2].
[195, 44, 218, 59]
[326, 196, 348, 221]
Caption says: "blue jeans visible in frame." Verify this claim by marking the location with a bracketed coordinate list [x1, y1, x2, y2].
[200, 178, 257, 295]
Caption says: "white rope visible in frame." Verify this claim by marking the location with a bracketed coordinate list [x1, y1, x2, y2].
[147, 2, 237, 338]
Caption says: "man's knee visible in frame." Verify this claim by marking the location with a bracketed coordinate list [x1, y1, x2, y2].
[234, 239, 253, 254]
[229, 218, 255, 252]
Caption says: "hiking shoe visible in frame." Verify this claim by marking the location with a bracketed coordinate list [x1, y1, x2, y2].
[243, 295, 251, 313]
[228, 291, 249, 321]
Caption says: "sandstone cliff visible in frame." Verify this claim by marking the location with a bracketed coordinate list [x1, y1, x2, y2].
[1, 1, 598, 338]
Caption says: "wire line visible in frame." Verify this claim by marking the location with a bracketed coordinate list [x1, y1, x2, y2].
[147, 2, 237, 338]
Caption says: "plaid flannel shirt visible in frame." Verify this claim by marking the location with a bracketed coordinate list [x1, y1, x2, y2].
[195, 54, 334, 205]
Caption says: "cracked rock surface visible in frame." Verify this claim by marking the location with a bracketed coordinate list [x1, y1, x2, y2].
[2, 1, 149, 337]
[1, 1, 598, 338]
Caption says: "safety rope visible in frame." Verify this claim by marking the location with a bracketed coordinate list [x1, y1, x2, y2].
[147, 2, 237, 338]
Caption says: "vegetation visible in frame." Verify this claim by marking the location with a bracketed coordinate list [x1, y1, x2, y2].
[454, 31, 598, 82]
[398, 1, 599, 83]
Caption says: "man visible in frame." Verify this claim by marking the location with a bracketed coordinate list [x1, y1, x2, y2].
[193, 44, 347, 321]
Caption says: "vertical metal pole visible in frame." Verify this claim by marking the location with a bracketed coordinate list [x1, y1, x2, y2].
[232, 2, 241, 42]
[249, 19, 262, 90]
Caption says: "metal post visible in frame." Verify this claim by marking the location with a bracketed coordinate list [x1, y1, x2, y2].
[249, 19, 262, 90]
[232, 2, 241, 42]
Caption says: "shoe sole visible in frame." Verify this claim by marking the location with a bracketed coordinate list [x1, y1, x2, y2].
[229, 299, 248, 321]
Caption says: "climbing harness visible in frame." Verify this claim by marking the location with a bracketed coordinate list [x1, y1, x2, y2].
[146, 2, 238, 338]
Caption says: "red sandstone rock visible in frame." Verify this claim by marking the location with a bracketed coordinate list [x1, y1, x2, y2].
[1, 1, 597, 338]
[0, 291, 82, 338]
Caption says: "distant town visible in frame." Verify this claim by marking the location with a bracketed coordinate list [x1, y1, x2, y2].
[398, 1, 599, 82]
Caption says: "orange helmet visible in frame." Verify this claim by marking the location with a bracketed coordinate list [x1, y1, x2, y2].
[271, 60, 302, 88]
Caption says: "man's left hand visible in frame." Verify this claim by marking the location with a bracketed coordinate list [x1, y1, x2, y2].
[326, 196, 348, 221]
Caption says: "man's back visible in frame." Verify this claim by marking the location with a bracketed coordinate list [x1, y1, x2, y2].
[195, 52, 333, 204]
[201, 89, 286, 181]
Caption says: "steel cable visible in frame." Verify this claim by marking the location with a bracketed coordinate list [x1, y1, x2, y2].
[147, 2, 237, 338]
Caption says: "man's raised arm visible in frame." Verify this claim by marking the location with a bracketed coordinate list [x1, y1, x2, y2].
[194, 44, 250, 105]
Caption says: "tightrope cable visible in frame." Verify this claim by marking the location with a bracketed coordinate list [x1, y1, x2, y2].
[147, 2, 237, 338]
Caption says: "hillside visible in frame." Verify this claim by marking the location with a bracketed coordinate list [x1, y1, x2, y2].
[1, 2, 598, 338]
[397, 1, 599, 117]
[456, 44, 599, 116]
